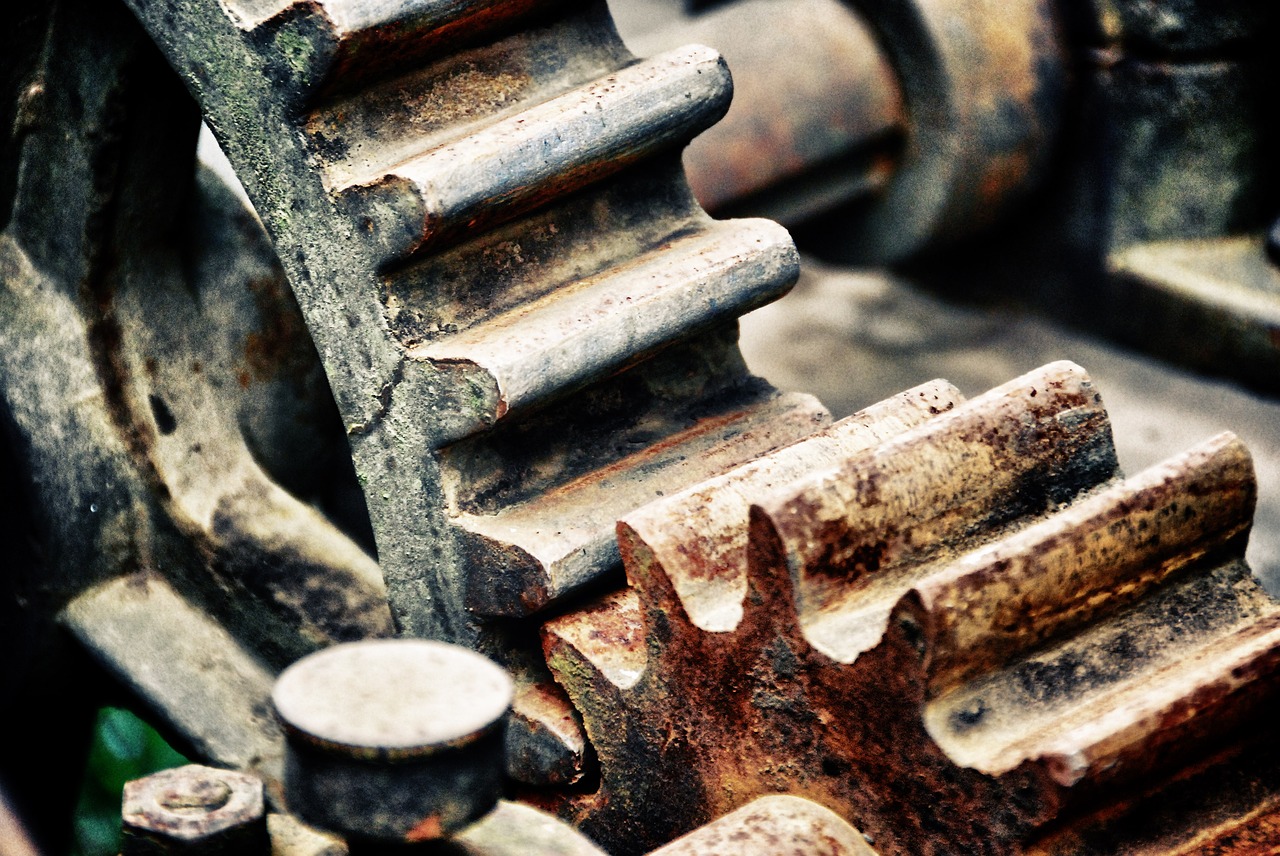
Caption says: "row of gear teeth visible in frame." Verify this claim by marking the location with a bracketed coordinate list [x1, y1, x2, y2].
[55, 0, 828, 793]
[15, 0, 1279, 850]
[538, 360, 1280, 855]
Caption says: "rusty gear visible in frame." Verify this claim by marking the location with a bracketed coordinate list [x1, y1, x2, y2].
[2, 0, 822, 831]
[541, 361, 1280, 854]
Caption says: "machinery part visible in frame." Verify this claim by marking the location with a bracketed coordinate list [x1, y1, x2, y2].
[648, 795, 877, 855]
[86, 7, 830, 805]
[637, 0, 1279, 398]
[625, 0, 1066, 262]
[887, 0, 1279, 397]
[2, 2, 386, 842]
[1075, 0, 1280, 397]
[1107, 237, 1280, 396]
[625, 0, 905, 227]
[272, 639, 512, 843]
[269, 643, 859, 854]
[447, 800, 608, 856]
[3, 1, 1275, 853]
[841, 0, 1065, 262]
[121, 0, 818, 641]
[539, 360, 1280, 854]
[266, 813, 348, 856]
[121, 765, 268, 855]
[1, 0, 825, 833]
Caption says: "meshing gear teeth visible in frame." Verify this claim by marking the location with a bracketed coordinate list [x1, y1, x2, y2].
[120, 0, 822, 643]
[4, 0, 826, 807]
[6, 1, 1280, 851]
[541, 361, 1280, 854]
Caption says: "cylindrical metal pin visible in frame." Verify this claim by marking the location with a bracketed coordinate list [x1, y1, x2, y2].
[272, 639, 514, 844]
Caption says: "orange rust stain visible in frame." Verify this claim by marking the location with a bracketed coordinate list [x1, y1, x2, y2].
[404, 814, 445, 842]
[242, 275, 314, 386]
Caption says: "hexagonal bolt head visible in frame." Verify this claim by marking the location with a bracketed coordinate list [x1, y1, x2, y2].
[272, 639, 514, 845]
[122, 764, 268, 855]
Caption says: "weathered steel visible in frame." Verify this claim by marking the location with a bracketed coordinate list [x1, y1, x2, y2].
[648, 795, 878, 856]
[122, 765, 268, 855]
[63, 576, 285, 784]
[113, 0, 822, 651]
[1, 0, 820, 830]
[7, 1, 1280, 852]
[1, 2, 385, 843]
[540, 361, 1280, 854]
[272, 640, 513, 842]
[628, 0, 1066, 261]
[266, 813, 348, 856]
[1107, 237, 1280, 396]
[452, 801, 609, 856]
[840, 0, 1066, 262]
[627, 0, 905, 226]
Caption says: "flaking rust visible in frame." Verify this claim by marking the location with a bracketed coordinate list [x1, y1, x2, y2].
[540, 361, 1280, 855]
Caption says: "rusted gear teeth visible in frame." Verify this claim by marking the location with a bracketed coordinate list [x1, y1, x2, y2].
[541, 360, 1280, 855]
[107, 0, 825, 789]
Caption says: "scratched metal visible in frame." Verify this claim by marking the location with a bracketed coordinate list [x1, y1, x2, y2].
[1, 0, 824, 839]
[541, 361, 1280, 854]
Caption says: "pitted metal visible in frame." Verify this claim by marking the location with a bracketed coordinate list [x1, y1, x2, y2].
[1, 0, 821, 842]
[5, 1, 1280, 853]
[122, 765, 268, 855]
[539, 361, 1280, 854]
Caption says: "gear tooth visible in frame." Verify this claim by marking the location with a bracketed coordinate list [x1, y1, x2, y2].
[238, 0, 583, 99]
[540, 591, 647, 779]
[739, 502, 811, 636]
[767, 361, 1117, 663]
[619, 378, 962, 634]
[507, 663, 593, 787]
[916, 433, 1276, 795]
[539, 363, 1280, 853]
[910, 431, 1256, 696]
[453, 389, 827, 618]
[617, 519, 701, 637]
[125, 0, 812, 641]
[337, 46, 734, 263]
[410, 220, 799, 436]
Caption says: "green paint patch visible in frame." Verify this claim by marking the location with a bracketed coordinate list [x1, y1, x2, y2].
[71, 707, 188, 856]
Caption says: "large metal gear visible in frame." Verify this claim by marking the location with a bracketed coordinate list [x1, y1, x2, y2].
[1, 0, 822, 843]
[541, 361, 1280, 853]
[4, 0, 1280, 853]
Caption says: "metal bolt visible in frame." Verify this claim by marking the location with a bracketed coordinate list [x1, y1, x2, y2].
[121, 764, 267, 855]
[272, 639, 514, 845]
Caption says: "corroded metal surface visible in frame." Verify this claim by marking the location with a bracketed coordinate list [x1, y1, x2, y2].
[122, 765, 268, 855]
[1, 0, 822, 832]
[122, 0, 820, 651]
[6, 0, 1280, 852]
[273, 640, 512, 843]
[626, 0, 905, 226]
[1, 2, 385, 838]
[540, 361, 1280, 854]
[627, 0, 1066, 261]
[648, 795, 878, 855]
